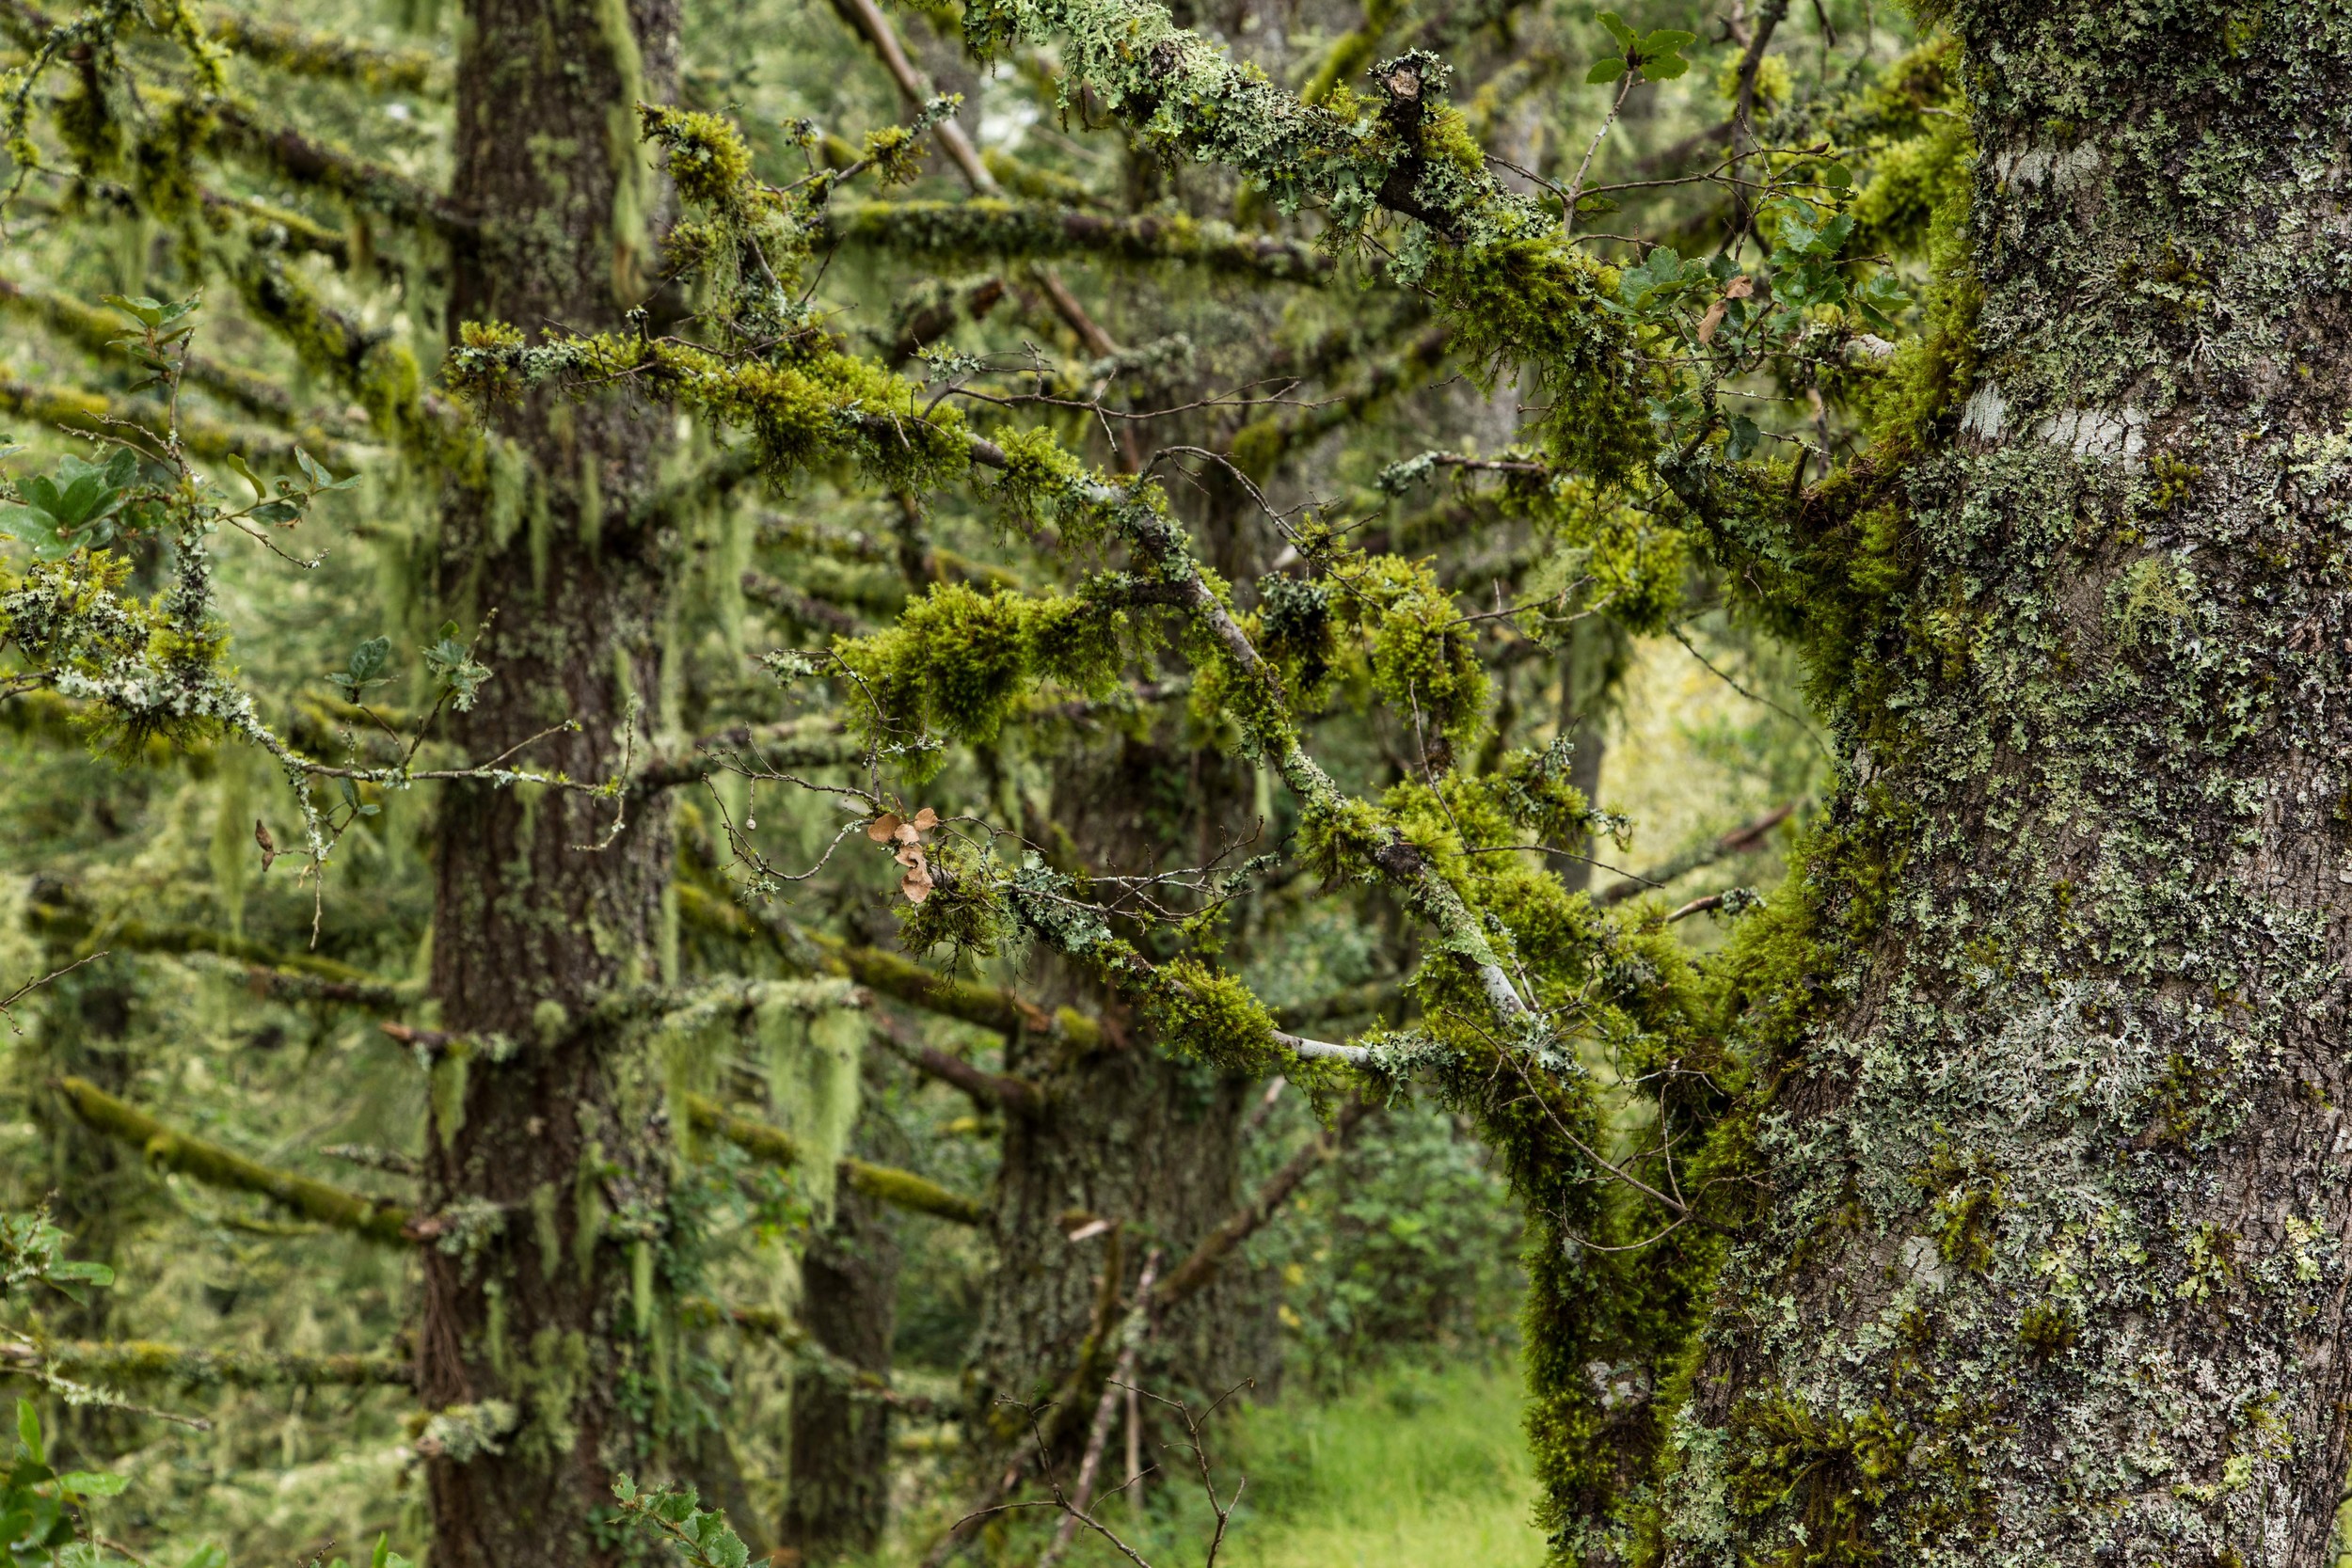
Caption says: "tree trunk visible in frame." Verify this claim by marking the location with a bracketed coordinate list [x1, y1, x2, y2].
[781, 1183, 900, 1562]
[1553, 619, 1627, 895]
[416, 4, 681, 1565]
[973, 732, 1266, 1459]
[1665, 7, 2352, 1563]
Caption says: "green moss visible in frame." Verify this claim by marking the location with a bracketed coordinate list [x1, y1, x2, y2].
[429, 1050, 469, 1148]
[516, 1328, 590, 1465]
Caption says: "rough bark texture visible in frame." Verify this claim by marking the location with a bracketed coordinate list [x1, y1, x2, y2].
[417, 4, 682, 1565]
[972, 731, 1266, 1456]
[781, 1184, 900, 1561]
[1665, 3, 2352, 1563]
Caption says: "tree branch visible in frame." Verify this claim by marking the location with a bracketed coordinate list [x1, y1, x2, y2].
[821, 200, 1330, 282]
[0, 1338, 412, 1389]
[208, 13, 441, 96]
[52, 1077, 413, 1244]
[1592, 800, 1795, 907]
[1153, 1095, 1375, 1307]
[681, 1092, 986, 1226]
[25, 898, 397, 991]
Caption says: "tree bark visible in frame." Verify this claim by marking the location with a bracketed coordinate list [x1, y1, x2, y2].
[417, 4, 682, 1565]
[780, 1183, 900, 1561]
[972, 732, 1268, 1460]
[1666, 6, 2352, 1563]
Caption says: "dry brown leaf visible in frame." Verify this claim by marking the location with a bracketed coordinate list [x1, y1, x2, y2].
[866, 812, 902, 843]
[912, 806, 939, 832]
[1696, 277, 1756, 346]
[900, 863, 934, 903]
[254, 818, 278, 872]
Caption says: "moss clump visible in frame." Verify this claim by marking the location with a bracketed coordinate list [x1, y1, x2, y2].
[837, 581, 1128, 755]
[1139, 956, 1285, 1076]
[1345, 554, 1487, 754]
[637, 103, 754, 214]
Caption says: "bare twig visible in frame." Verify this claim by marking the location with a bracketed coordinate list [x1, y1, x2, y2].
[1038, 1248, 1163, 1567]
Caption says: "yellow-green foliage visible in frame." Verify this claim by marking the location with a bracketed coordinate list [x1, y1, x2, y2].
[979, 423, 1094, 529]
[1513, 474, 1689, 635]
[836, 580, 1127, 751]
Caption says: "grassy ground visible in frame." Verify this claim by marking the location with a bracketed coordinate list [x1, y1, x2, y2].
[1212, 1361, 1543, 1568]
[920, 1359, 1544, 1568]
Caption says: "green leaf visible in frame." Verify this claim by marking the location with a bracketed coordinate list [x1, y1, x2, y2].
[16, 1402, 41, 1466]
[252, 499, 303, 526]
[1725, 415, 1761, 461]
[1822, 163, 1852, 188]
[101, 448, 139, 490]
[54, 1470, 125, 1498]
[0, 505, 67, 562]
[1585, 56, 1627, 82]
[1596, 9, 1637, 49]
[45, 1260, 111, 1289]
[1642, 53, 1690, 78]
[348, 636, 392, 686]
[422, 633, 492, 712]
[225, 453, 268, 502]
[294, 448, 328, 487]
[1640, 28, 1696, 52]
[100, 294, 163, 327]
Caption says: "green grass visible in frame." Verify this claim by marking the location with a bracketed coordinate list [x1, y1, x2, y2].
[1023, 1359, 1544, 1568]
[1212, 1361, 1543, 1568]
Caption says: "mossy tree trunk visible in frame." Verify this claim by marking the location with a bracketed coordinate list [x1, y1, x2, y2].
[416, 4, 682, 1565]
[1664, 3, 2352, 1562]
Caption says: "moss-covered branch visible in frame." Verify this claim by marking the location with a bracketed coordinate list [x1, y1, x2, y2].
[0, 372, 357, 472]
[0, 1338, 413, 1389]
[208, 99, 469, 239]
[0, 277, 311, 426]
[25, 898, 398, 990]
[209, 13, 442, 95]
[820, 199, 1331, 281]
[961, 0, 1536, 245]
[217, 244, 470, 469]
[674, 880, 1104, 1052]
[52, 1077, 413, 1244]
[681, 1092, 985, 1225]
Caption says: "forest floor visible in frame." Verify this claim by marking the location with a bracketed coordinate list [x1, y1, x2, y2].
[882, 1358, 1542, 1568]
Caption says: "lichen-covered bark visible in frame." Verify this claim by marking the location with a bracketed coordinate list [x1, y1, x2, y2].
[1664, 1, 2352, 1561]
[417, 3, 682, 1565]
